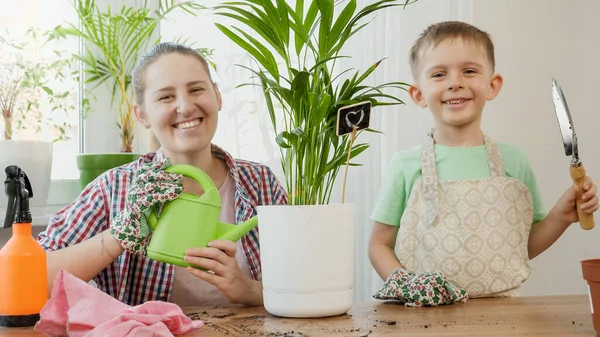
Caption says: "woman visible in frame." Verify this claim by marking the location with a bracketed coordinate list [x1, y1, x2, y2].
[38, 42, 288, 307]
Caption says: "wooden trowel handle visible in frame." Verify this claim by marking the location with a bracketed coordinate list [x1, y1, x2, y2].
[570, 164, 595, 230]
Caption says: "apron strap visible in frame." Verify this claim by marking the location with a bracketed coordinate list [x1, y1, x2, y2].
[482, 134, 506, 177]
[420, 128, 439, 183]
[419, 129, 440, 226]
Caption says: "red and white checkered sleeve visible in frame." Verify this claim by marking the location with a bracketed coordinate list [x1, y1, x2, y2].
[261, 165, 288, 206]
[37, 174, 111, 251]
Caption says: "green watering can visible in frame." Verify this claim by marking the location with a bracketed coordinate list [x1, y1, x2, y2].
[146, 164, 258, 268]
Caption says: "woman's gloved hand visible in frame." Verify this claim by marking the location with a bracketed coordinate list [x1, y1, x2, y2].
[110, 159, 183, 256]
[373, 267, 468, 307]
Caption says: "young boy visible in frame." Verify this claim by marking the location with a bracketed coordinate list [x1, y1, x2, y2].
[368, 21, 598, 307]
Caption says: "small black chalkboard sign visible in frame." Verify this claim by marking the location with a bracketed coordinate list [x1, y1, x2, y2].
[336, 101, 372, 136]
[337, 101, 372, 204]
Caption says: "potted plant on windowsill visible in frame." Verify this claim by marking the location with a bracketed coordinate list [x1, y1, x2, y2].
[49, 0, 204, 189]
[0, 28, 78, 222]
[214, 0, 414, 317]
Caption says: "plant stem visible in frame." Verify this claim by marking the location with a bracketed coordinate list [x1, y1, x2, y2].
[2, 109, 12, 140]
[341, 127, 357, 203]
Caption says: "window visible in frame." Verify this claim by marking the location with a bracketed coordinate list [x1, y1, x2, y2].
[160, 0, 282, 171]
[0, 0, 81, 180]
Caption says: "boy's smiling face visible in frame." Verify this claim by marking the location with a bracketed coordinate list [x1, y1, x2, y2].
[409, 37, 502, 131]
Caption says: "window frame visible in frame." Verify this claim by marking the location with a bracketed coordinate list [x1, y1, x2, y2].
[42, 0, 137, 225]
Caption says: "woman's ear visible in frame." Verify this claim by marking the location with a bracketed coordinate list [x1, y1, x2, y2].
[134, 104, 150, 128]
[409, 84, 427, 108]
[486, 73, 504, 101]
[213, 84, 223, 111]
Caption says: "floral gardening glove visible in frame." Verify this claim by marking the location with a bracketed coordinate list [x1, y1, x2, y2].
[373, 267, 468, 307]
[110, 159, 183, 256]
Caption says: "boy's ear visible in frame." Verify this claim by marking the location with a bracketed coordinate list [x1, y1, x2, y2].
[409, 84, 428, 108]
[486, 73, 504, 100]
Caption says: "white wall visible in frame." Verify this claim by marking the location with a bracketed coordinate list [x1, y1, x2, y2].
[472, 0, 600, 296]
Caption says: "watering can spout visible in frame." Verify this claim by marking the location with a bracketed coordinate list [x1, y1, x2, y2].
[216, 216, 258, 242]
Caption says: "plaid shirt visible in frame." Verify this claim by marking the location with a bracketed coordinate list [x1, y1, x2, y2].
[38, 145, 288, 305]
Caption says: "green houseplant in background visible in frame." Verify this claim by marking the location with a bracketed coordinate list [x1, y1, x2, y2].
[213, 0, 414, 317]
[0, 28, 75, 143]
[49, 0, 204, 189]
[0, 28, 79, 221]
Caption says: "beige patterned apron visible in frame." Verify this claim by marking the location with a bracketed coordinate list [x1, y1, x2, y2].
[396, 131, 534, 298]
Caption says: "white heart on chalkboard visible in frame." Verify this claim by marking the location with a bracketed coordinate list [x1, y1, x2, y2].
[345, 109, 365, 128]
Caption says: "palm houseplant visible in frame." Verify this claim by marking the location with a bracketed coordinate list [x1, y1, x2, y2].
[0, 28, 78, 220]
[213, 0, 413, 317]
[50, 0, 204, 189]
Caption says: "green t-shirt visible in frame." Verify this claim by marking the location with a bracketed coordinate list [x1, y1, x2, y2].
[371, 142, 547, 226]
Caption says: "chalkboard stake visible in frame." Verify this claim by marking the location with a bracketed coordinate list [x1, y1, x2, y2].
[336, 101, 371, 204]
[341, 126, 358, 204]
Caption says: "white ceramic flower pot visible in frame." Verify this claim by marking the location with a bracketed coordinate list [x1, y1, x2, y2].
[258, 203, 354, 318]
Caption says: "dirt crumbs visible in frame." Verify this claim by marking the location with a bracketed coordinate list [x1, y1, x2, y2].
[186, 311, 235, 320]
[212, 312, 235, 319]
[263, 331, 309, 337]
[376, 320, 396, 325]
[186, 313, 202, 321]
[265, 327, 370, 336]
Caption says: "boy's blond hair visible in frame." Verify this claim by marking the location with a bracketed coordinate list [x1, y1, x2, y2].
[409, 21, 495, 78]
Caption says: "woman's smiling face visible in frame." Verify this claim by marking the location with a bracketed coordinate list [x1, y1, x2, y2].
[135, 53, 222, 157]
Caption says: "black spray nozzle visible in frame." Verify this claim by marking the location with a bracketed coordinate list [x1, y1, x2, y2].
[3, 166, 33, 228]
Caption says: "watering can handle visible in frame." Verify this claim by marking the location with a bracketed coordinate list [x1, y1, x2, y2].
[147, 164, 217, 231]
[164, 164, 216, 191]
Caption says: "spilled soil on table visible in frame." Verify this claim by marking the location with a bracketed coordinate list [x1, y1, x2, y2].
[185, 309, 417, 336]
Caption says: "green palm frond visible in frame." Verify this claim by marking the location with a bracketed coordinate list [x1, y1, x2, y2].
[214, 0, 416, 205]
[49, 0, 202, 152]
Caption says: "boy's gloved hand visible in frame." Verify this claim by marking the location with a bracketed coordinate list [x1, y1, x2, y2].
[110, 159, 183, 256]
[373, 267, 468, 307]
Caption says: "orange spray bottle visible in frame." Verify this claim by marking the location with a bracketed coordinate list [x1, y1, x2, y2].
[0, 165, 48, 327]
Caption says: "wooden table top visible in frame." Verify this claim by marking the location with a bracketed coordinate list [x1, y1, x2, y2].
[0, 295, 596, 336]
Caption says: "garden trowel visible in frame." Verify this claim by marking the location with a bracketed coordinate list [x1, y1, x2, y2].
[551, 78, 595, 230]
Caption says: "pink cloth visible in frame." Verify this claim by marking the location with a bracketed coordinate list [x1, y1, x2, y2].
[34, 269, 203, 337]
